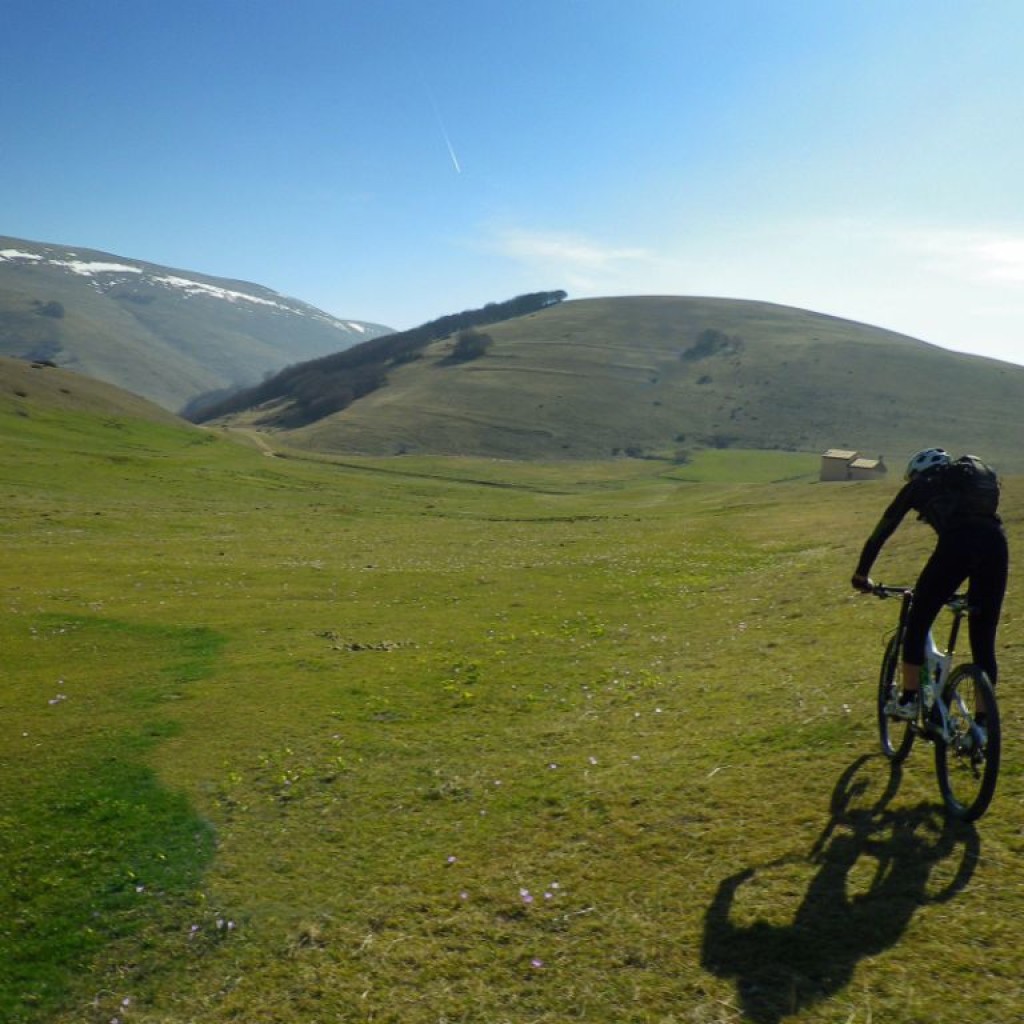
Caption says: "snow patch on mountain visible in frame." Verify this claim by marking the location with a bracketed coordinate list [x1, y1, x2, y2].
[2, 248, 316, 318]
[1, 250, 142, 277]
[63, 260, 143, 277]
[0, 249, 44, 262]
[150, 274, 290, 311]
[0, 242, 393, 350]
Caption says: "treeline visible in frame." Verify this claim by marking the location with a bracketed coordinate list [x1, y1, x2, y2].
[190, 290, 566, 426]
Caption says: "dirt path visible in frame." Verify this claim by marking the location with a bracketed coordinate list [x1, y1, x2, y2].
[223, 427, 279, 457]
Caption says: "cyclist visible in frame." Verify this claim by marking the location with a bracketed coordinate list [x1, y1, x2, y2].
[851, 448, 1008, 721]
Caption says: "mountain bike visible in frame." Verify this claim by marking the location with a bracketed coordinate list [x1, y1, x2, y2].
[871, 584, 1000, 822]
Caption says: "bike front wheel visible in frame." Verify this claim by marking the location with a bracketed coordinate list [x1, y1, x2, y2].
[878, 635, 914, 762]
[934, 665, 1001, 822]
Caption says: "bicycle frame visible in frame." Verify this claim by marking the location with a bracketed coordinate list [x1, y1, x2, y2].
[869, 582, 1000, 821]
[875, 585, 972, 744]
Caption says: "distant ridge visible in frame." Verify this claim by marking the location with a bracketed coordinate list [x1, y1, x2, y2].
[211, 295, 1024, 471]
[0, 236, 392, 413]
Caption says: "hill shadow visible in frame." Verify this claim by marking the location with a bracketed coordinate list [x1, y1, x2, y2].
[701, 755, 980, 1023]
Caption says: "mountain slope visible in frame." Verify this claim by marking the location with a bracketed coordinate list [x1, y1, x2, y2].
[235, 296, 1024, 470]
[0, 236, 391, 412]
[191, 290, 567, 426]
[0, 354, 189, 426]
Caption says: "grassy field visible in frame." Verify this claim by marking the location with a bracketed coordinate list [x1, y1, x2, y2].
[2, 407, 1023, 1023]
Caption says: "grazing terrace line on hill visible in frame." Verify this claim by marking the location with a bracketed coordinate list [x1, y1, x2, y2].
[189, 290, 567, 426]
[189, 293, 1024, 469]
[273, 295, 1024, 469]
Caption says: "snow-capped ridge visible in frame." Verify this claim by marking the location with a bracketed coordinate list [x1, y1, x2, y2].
[0, 235, 393, 411]
[0, 243, 383, 330]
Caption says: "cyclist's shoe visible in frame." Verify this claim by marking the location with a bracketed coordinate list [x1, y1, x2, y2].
[885, 692, 919, 721]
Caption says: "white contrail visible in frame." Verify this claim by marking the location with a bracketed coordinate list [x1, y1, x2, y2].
[441, 126, 462, 175]
[426, 86, 462, 174]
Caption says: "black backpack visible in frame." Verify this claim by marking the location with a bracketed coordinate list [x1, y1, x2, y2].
[947, 454, 1000, 518]
[918, 454, 1000, 530]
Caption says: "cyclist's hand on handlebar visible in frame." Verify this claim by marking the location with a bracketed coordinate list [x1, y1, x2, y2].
[851, 573, 874, 593]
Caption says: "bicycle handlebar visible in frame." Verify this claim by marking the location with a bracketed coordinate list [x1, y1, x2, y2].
[865, 583, 971, 613]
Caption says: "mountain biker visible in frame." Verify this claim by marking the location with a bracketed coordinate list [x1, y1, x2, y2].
[851, 448, 1008, 721]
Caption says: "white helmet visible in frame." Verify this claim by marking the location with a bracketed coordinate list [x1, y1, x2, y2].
[905, 447, 951, 480]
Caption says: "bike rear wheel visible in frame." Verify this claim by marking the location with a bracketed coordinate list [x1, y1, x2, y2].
[877, 635, 914, 761]
[934, 665, 1000, 822]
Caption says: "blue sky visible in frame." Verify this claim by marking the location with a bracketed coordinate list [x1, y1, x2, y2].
[3, 1, 1024, 366]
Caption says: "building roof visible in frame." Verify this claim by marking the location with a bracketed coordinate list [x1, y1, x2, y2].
[822, 449, 859, 460]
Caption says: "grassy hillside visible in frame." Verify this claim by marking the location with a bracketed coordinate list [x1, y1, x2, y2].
[0, 355, 190, 426]
[2, 397, 1023, 1023]
[254, 296, 1024, 471]
[0, 236, 391, 412]
[192, 290, 567, 425]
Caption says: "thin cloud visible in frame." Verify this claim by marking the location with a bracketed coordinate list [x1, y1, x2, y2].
[470, 219, 1024, 366]
[484, 227, 661, 292]
[961, 237, 1024, 283]
[878, 226, 1024, 285]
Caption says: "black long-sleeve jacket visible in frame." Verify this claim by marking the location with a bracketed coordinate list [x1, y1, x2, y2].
[854, 468, 1001, 579]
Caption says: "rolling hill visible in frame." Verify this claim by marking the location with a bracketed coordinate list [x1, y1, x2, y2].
[0, 236, 392, 413]
[211, 295, 1024, 471]
[0, 353, 190, 427]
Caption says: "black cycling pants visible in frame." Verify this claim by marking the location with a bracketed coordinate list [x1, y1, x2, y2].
[905, 521, 1008, 685]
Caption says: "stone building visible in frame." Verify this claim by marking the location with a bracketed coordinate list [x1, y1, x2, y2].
[820, 449, 888, 481]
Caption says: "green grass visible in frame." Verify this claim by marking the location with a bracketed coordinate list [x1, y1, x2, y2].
[2, 405, 1023, 1023]
[664, 447, 820, 484]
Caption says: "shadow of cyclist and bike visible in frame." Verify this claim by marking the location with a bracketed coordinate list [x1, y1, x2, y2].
[700, 755, 981, 1024]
